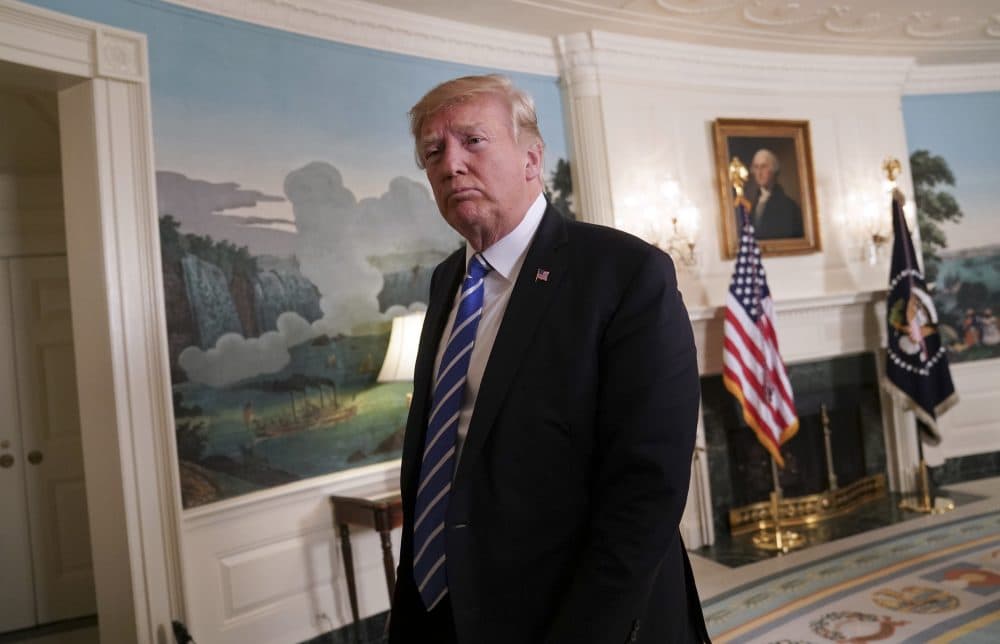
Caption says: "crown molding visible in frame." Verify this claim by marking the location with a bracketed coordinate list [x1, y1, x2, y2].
[164, 0, 558, 76]
[521, 0, 1000, 63]
[904, 62, 1000, 95]
[583, 30, 916, 94]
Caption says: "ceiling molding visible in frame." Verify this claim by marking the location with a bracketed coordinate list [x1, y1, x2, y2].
[529, 1, 1000, 51]
[655, 1, 736, 17]
[904, 62, 1000, 95]
[583, 30, 915, 95]
[364, 1, 1000, 65]
[164, 0, 559, 76]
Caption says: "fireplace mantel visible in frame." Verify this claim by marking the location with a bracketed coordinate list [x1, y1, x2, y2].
[688, 289, 889, 375]
[680, 288, 924, 548]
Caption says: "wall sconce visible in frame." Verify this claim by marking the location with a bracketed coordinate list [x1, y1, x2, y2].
[843, 158, 917, 265]
[851, 157, 904, 264]
[621, 176, 700, 266]
[859, 193, 891, 265]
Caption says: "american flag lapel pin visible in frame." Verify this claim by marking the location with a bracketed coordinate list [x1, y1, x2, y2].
[535, 268, 550, 282]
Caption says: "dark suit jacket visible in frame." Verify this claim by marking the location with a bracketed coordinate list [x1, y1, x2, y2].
[389, 204, 708, 644]
[750, 184, 803, 240]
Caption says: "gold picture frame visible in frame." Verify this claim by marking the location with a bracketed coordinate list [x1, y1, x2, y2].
[713, 118, 821, 258]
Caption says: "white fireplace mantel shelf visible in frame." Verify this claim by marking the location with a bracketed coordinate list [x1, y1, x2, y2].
[687, 288, 889, 376]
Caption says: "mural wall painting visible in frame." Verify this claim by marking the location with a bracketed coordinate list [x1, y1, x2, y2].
[904, 92, 1000, 366]
[160, 163, 461, 508]
[23, 0, 573, 508]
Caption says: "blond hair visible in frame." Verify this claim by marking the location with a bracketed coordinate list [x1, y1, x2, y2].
[408, 74, 544, 168]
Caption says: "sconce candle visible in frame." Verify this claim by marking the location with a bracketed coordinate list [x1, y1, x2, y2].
[621, 175, 701, 267]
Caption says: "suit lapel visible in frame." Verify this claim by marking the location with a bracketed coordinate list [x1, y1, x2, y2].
[454, 206, 569, 488]
[400, 248, 464, 511]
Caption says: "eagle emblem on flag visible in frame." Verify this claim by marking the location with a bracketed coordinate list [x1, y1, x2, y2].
[884, 196, 957, 444]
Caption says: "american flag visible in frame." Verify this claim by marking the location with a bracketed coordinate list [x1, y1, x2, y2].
[722, 204, 799, 466]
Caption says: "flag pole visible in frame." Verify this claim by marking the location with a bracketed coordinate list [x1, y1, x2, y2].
[879, 159, 956, 516]
[899, 424, 954, 514]
[821, 404, 838, 492]
[752, 453, 804, 552]
[724, 157, 803, 553]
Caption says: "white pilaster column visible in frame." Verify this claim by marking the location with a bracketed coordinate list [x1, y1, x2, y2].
[557, 33, 614, 228]
[680, 412, 716, 548]
[872, 302, 920, 494]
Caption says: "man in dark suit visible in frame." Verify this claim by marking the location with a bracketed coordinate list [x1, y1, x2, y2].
[388, 74, 708, 643]
[747, 148, 803, 240]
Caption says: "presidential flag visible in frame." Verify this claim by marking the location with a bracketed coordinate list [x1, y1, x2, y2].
[722, 203, 799, 466]
[884, 195, 957, 444]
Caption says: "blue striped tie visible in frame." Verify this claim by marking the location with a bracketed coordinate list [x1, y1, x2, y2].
[413, 253, 491, 611]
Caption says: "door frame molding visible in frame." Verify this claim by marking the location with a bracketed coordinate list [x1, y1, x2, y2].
[1, 1, 184, 641]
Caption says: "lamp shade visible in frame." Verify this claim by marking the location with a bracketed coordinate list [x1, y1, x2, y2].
[376, 311, 425, 383]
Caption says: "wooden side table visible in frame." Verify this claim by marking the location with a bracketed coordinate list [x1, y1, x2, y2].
[329, 486, 403, 627]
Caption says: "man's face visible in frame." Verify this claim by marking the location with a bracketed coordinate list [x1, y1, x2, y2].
[419, 94, 541, 249]
[751, 152, 776, 189]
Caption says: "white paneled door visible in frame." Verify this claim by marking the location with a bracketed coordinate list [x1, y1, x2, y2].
[1, 256, 95, 630]
[0, 258, 34, 632]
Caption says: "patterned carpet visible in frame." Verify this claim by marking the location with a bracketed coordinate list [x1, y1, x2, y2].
[703, 510, 1000, 643]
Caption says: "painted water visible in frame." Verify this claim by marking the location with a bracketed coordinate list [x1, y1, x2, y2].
[175, 332, 410, 507]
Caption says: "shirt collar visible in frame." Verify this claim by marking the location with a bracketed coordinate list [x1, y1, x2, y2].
[466, 192, 546, 282]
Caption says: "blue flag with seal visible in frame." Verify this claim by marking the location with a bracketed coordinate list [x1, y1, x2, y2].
[884, 194, 957, 444]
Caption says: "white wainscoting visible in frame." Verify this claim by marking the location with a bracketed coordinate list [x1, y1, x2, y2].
[182, 462, 401, 643]
[923, 358, 1000, 467]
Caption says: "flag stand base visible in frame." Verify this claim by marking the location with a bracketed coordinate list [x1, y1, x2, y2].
[899, 496, 954, 514]
[752, 528, 805, 552]
[728, 474, 887, 535]
[898, 459, 954, 514]
[752, 489, 806, 553]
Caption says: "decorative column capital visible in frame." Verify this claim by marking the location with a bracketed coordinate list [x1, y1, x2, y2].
[558, 33, 601, 98]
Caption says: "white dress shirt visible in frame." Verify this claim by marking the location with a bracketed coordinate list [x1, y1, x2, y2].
[754, 185, 772, 223]
[433, 192, 547, 465]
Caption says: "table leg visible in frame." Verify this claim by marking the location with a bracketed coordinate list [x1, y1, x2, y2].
[338, 523, 360, 627]
[379, 528, 396, 596]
